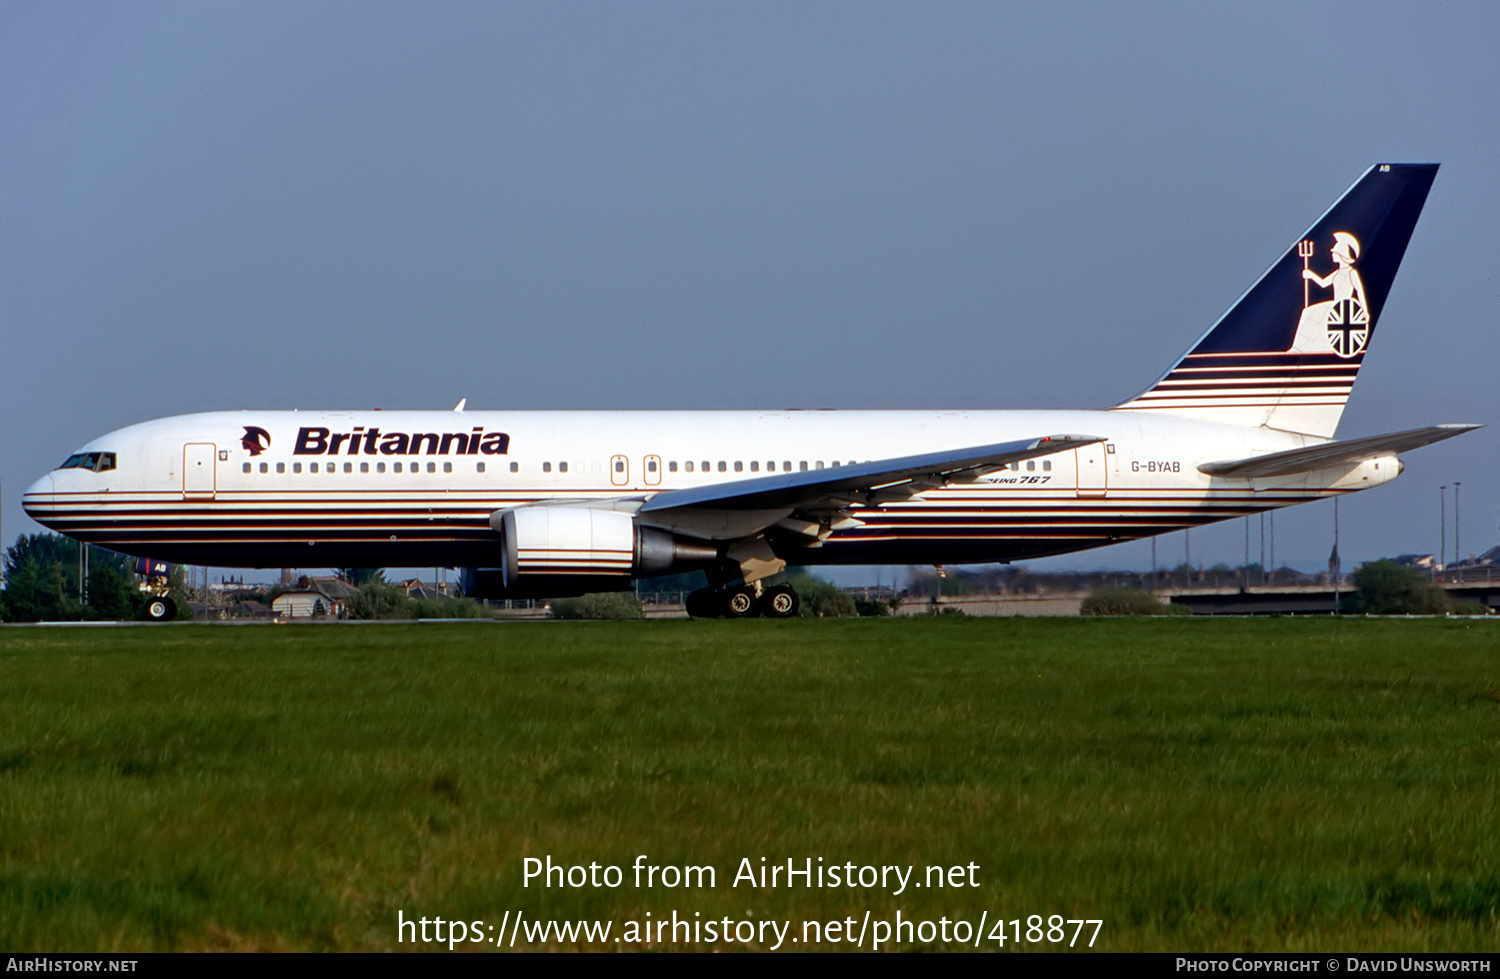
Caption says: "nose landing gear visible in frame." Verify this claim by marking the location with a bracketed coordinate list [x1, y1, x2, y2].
[143, 596, 177, 622]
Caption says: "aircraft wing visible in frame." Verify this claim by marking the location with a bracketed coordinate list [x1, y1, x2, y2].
[636, 434, 1104, 540]
[1198, 424, 1481, 479]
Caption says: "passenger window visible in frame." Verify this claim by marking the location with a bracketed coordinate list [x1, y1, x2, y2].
[685, 461, 693, 472]
[734, 461, 742, 472]
[293, 463, 302, 474]
[242, 462, 251, 474]
[310, 463, 319, 473]
[782, 461, 790, 472]
[377, 462, 386, 473]
[543, 462, 551, 472]
[277, 462, 285, 474]
[476, 462, 485, 473]
[718, 461, 726, 472]
[393, 462, 402, 473]
[669, 461, 678, 472]
[360, 462, 369, 473]
[443, 462, 452, 473]
[427, 462, 436, 473]
[509, 462, 518, 473]
[647, 459, 657, 473]
[344, 462, 353, 473]
[800, 461, 808, 472]
[1010, 462, 1020, 471]
[701, 461, 709, 472]
[1026, 461, 1035, 471]
[614, 460, 624, 472]
[815, 461, 824, 470]
[750, 461, 759, 472]
[559, 461, 568, 473]
[259, 462, 268, 473]
[1042, 460, 1051, 471]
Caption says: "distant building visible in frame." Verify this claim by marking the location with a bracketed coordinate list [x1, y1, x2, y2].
[1453, 545, 1500, 569]
[271, 577, 360, 619]
[397, 578, 449, 600]
[1392, 554, 1438, 570]
[229, 599, 272, 619]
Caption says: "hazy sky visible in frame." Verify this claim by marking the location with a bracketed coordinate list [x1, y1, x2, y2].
[3, 1, 1496, 580]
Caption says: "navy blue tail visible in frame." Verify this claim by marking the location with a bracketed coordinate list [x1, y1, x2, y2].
[1116, 164, 1438, 438]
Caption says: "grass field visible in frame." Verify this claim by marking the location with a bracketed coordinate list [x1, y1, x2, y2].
[1, 617, 1497, 951]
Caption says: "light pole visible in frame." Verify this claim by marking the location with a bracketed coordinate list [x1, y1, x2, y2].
[1454, 481, 1461, 568]
[1332, 496, 1341, 614]
[1243, 516, 1251, 590]
[1439, 485, 1447, 575]
[1259, 512, 1266, 586]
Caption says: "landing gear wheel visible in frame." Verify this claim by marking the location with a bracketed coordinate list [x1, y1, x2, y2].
[760, 584, 800, 618]
[723, 586, 760, 618]
[144, 597, 176, 622]
[685, 588, 719, 619]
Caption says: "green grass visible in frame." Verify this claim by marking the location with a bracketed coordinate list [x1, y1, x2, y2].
[1, 618, 1497, 951]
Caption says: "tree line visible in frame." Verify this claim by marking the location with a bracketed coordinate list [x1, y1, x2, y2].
[0, 533, 188, 622]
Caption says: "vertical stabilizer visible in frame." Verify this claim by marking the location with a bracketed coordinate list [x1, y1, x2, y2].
[1113, 164, 1438, 438]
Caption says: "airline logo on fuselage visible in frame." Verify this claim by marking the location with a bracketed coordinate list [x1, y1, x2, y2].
[292, 426, 510, 456]
[241, 426, 272, 456]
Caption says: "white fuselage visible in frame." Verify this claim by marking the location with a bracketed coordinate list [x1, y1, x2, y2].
[21, 408, 1396, 571]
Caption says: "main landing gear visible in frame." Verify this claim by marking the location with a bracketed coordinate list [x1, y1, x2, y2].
[143, 596, 176, 622]
[685, 582, 800, 619]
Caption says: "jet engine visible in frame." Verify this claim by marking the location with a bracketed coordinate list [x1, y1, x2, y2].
[460, 505, 718, 599]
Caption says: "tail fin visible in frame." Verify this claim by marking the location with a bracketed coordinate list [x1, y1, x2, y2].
[1113, 163, 1438, 438]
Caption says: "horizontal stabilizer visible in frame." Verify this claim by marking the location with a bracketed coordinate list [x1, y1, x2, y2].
[641, 434, 1105, 514]
[1198, 424, 1480, 478]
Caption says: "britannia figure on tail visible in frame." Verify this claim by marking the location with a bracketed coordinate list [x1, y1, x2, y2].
[1293, 231, 1369, 357]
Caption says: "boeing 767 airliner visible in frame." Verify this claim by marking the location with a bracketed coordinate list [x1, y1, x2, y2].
[23, 163, 1478, 618]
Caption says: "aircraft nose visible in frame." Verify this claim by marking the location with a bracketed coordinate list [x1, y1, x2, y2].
[21, 473, 56, 525]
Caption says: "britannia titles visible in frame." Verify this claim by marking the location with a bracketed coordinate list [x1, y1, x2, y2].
[293, 426, 510, 457]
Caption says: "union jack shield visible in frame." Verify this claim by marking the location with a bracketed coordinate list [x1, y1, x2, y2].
[1325, 298, 1369, 357]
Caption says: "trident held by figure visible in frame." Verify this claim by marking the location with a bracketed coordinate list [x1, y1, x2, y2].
[1298, 239, 1314, 307]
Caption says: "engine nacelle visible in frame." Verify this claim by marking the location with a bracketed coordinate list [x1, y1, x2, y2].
[461, 505, 718, 599]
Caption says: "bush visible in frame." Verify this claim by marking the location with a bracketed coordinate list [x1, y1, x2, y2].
[1347, 560, 1451, 615]
[410, 596, 491, 619]
[785, 574, 857, 618]
[345, 582, 414, 620]
[550, 593, 644, 620]
[854, 598, 890, 617]
[1081, 586, 1185, 616]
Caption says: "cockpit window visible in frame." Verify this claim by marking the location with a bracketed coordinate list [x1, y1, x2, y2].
[57, 452, 117, 473]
